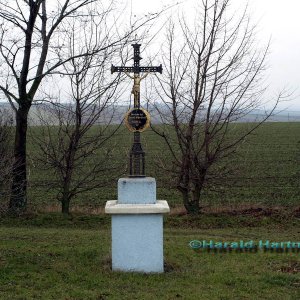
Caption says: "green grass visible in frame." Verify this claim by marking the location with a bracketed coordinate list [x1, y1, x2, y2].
[0, 221, 299, 299]
[0, 206, 299, 229]
[0, 122, 299, 299]
[18, 122, 300, 212]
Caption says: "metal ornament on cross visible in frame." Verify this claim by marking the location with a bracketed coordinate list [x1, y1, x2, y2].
[111, 43, 162, 177]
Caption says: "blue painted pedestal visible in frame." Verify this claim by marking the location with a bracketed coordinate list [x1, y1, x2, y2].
[105, 177, 170, 273]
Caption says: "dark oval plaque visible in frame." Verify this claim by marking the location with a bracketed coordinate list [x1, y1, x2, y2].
[125, 108, 150, 132]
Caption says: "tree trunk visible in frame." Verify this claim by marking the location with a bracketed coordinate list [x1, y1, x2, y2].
[181, 189, 201, 215]
[61, 178, 72, 215]
[9, 105, 30, 215]
[184, 201, 200, 215]
[61, 196, 70, 215]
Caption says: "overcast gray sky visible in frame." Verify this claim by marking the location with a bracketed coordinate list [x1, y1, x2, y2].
[131, 0, 300, 111]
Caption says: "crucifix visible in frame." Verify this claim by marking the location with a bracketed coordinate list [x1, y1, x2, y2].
[111, 43, 162, 177]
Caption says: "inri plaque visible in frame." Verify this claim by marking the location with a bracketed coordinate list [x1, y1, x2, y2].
[125, 108, 150, 132]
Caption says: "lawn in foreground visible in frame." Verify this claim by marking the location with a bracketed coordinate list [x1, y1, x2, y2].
[0, 224, 299, 299]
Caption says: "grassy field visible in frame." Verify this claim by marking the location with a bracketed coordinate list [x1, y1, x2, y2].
[0, 214, 299, 300]
[1, 122, 299, 299]
[19, 122, 300, 212]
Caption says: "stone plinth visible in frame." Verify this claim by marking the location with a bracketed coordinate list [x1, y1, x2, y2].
[105, 177, 170, 273]
[117, 177, 156, 204]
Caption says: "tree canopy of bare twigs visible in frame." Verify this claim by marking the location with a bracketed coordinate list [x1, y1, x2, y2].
[32, 21, 125, 214]
[0, 0, 157, 215]
[0, 108, 13, 208]
[151, 0, 285, 214]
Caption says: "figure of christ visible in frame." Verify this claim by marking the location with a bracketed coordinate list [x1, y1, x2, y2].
[125, 72, 149, 106]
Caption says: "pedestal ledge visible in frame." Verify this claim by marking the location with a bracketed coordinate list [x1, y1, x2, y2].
[105, 200, 170, 214]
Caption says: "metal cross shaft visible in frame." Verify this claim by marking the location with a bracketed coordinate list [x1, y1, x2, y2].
[111, 43, 162, 177]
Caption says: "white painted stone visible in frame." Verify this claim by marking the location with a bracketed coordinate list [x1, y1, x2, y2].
[106, 177, 170, 273]
[118, 177, 156, 204]
[105, 200, 170, 214]
[111, 214, 164, 273]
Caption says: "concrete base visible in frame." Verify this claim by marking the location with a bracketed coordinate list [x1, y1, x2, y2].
[118, 177, 156, 204]
[105, 177, 170, 273]
[111, 214, 163, 272]
[105, 200, 170, 214]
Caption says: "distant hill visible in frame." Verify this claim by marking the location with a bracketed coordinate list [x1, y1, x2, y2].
[1, 102, 300, 124]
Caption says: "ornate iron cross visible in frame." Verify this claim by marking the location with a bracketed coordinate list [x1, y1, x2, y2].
[111, 43, 162, 177]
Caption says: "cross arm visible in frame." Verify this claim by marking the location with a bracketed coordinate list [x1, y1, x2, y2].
[111, 65, 135, 74]
[111, 64, 163, 74]
[139, 65, 162, 74]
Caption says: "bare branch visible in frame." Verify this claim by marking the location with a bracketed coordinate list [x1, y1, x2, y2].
[151, 0, 282, 214]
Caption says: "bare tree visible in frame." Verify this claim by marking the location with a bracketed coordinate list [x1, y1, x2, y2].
[0, 0, 155, 214]
[32, 21, 126, 214]
[0, 108, 13, 207]
[151, 0, 284, 214]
